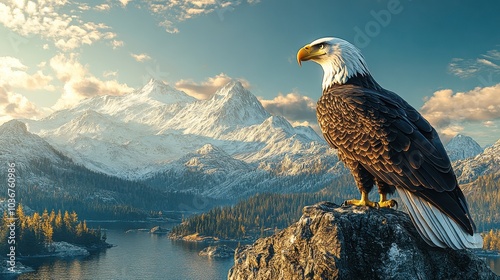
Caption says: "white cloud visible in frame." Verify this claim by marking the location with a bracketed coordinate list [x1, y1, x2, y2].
[259, 92, 318, 131]
[119, 0, 131, 7]
[159, 20, 179, 34]
[259, 92, 317, 123]
[448, 48, 500, 79]
[144, 0, 260, 33]
[0, 56, 54, 91]
[420, 83, 500, 138]
[103, 70, 118, 78]
[131, 53, 152, 62]
[0, 0, 119, 51]
[1, 89, 43, 119]
[50, 53, 133, 109]
[175, 73, 250, 99]
[483, 120, 496, 128]
[0, 56, 55, 123]
[110, 40, 124, 49]
[94, 3, 111, 11]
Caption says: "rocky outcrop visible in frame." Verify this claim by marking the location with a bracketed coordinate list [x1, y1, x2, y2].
[49, 241, 90, 258]
[150, 226, 169, 234]
[199, 245, 235, 259]
[228, 202, 499, 280]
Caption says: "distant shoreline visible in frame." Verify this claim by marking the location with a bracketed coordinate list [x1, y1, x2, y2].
[475, 250, 500, 257]
[168, 232, 256, 243]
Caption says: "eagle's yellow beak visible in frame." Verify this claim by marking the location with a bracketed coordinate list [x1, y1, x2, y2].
[297, 46, 310, 66]
[297, 45, 324, 66]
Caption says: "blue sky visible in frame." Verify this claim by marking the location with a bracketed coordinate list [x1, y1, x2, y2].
[0, 0, 499, 145]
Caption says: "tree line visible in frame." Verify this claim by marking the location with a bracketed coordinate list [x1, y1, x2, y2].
[170, 173, 500, 252]
[170, 175, 357, 240]
[464, 173, 500, 231]
[482, 229, 500, 251]
[0, 204, 105, 256]
[0, 158, 220, 220]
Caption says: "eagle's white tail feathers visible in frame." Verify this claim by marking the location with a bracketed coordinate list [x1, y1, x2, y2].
[397, 188, 483, 250]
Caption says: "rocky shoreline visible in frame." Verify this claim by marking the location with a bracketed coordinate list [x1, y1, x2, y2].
[0, 241, 113, 277]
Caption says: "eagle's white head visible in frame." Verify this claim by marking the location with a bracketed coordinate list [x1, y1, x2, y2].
[297, 37, 370, 91]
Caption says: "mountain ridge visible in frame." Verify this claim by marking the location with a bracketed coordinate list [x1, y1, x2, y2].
[10, 80, 500, 200]
[19, 80, 345, 198]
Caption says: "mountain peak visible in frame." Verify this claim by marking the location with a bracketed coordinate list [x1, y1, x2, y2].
[139, 79, 195, 105]
[196, 144, 225, 156]
[0, 119, 28, 135]
[215, 80, 245, 95]
[445, 134, 483, 161]
[196, 81, 270, 130]
[0, 119, 68, 164]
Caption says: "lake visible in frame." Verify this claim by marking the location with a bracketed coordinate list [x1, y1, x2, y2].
[14, 221, 239, 280]
[8, 221, 500, 279]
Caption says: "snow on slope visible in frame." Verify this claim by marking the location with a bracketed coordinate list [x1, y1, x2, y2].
[0, 120, 68, 167]
[159, 81, 271, 138]
[12, 78, 499, 199]
[0, 120, 78, 190]
[453, 139, 500, 183]
[445, 134, 483, 162]
[23, 79, 335, 185]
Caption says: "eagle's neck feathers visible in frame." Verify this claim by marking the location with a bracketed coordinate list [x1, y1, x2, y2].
[319, 41, 376, 92]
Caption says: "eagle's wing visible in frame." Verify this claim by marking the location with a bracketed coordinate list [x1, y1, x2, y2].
[318, 85, 475, 236]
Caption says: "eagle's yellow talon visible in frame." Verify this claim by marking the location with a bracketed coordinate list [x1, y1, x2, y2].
[378, 193, 397, 209]
[342, 192, 379, 208]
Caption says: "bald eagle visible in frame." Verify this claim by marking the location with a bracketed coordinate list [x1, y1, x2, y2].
[297, 37, 482, 249]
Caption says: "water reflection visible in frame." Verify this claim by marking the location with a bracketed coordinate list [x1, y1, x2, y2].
[15, 221, 236, 280]
[10, 221, 499, 279]
[482, 256, 500, 276]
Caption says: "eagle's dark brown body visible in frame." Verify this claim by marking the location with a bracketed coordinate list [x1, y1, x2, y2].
[298, 36, 481, 248]
[316, 75, 476, 235]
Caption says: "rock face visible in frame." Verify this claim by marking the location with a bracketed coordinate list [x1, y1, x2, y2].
[228, 202, 499, 280]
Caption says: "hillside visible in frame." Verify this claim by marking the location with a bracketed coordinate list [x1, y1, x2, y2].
[0, 120, 219, 219]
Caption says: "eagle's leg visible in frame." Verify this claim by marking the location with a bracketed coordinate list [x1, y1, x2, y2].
[342, 191, 379, 208]
[342, 162, 378, 208]
[377, 180, 397, 209]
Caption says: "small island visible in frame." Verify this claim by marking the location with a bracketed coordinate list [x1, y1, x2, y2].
[199, 245, 234, 259]
[149, 226, 169, 234]
[0, 205, 110, 274]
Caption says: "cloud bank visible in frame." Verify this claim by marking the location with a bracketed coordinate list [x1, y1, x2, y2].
[145, 0, 260, 33]
[50, 53, 133, 109]
[0, 56, 53, 122]
[421, 83, 500, 138]
[0, 0, 119, 51]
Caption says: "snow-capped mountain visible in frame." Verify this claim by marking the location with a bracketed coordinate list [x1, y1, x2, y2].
[453, 139, 500, 183]
[0, 120, 70, 172]
[0, 119, 213, 217]
[17, 79, 497, 199]
[445, 134, 483, 162]
[21, 79, 344, 198]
